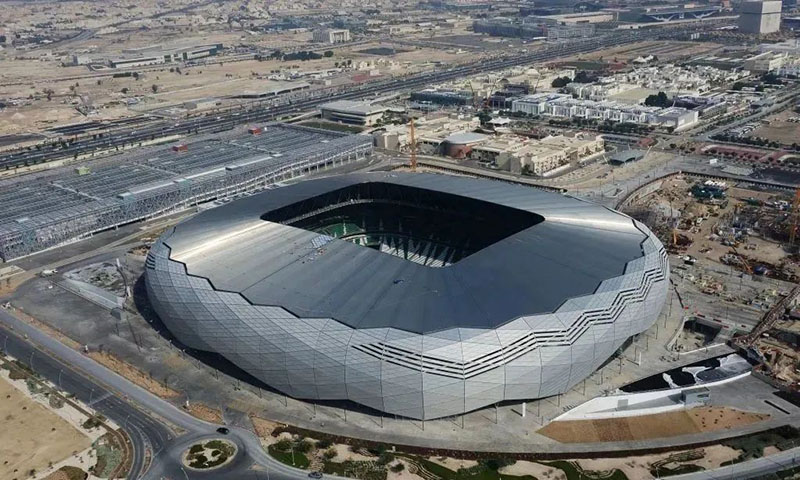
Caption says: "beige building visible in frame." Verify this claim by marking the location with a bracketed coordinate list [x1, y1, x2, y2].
[472, 134, 605, 176]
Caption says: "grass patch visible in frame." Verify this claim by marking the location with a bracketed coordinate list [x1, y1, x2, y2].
[186, 439, 236, 469]
[649, 450, 705, 478]
[651, 464, 704, 477]
[268, 444, 310, 469]
[82, 413, 106, 430]
[323, 460, 387, 480]
[92, 435, 122, 478]
[539, 461, 628, 480]
[402, 455, 537, 480]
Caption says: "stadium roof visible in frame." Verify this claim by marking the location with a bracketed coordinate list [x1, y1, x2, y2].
[164, 172, 650, 334]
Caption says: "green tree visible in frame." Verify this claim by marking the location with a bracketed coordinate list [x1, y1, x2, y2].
[551, 76, 570, 88]
[573, 71, 597, 83]
[644, 91, 670, 108]
[323, 50, 334, 57]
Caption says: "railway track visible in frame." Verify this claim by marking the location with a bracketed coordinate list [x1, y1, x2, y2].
[0, 27, 710, 172]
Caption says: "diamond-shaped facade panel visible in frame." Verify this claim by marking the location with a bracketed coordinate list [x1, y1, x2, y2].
[145, 173, 668, 420]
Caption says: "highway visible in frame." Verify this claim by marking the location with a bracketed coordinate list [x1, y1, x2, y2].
[0, 307, 347, 480]
[673, 446, 800, 479]
[0, 27, 704, 172]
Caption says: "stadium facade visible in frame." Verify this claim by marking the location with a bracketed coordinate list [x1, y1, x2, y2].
[145, 173, 668, 420]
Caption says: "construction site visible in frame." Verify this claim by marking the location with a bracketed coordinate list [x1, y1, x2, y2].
[0, 123, 373, 262]
[622, 173, 800, 392]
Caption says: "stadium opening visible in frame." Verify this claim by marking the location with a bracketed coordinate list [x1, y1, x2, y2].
[261, 181, 544, 267]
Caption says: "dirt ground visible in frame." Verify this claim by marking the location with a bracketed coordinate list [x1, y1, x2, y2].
[250, 415, 280, 439]
[574, 41, 721, 63]
[428, 457, 478, 471]
[746, 109, 800, 145]
[0, 35, 473, 135]
[625, 176, 799, 277]
[538, 407, 769, 443]
[576, 444, 742, 480]
[88, 351, 180, 398]
[499, 461, 567, 479]
[183, 402, 223, 424]
[0, 374, 92, 480]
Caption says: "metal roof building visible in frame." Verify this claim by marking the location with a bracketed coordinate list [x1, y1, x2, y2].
[145, 172, 669, 420]
[0, 124, 372, 261]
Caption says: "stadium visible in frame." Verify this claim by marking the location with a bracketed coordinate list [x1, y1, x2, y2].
[145, 172, 668, 420]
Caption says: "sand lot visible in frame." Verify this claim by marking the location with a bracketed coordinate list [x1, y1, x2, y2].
[0, 374, 91, 480]
[538, 407, 769, 443]
[747, 109, 800, 145]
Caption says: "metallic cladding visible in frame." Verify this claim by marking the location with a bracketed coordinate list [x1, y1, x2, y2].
[145, 172, 669, 420]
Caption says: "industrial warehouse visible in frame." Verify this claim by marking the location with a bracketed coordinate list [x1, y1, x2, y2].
[145, 172, 669, 420]
[0, 124, 372, 261]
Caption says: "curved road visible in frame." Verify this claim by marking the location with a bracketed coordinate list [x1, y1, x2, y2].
[0, 307, 342, 480]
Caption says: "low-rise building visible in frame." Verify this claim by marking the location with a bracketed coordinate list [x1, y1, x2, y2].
[411, 88, 474, 106]
[108, 55, 165, 68]
[471, 134, 604, 175]
[742, 51, 787, 73]
[313, 28, 351, 44]
[320, 100, 387, 126]
[106, 43, 223, 69]
[511, 93, 698, 129]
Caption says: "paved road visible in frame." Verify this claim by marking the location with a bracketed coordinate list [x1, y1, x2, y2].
[673, 445, 800, 479]
[0, 308, 343, 480]
[0, 25, 716, 171]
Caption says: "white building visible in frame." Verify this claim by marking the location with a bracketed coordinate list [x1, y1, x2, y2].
[511, 93, 698, 129]
[743, 51, 787, 73]
[107, 55, 166, 68]
[320, 100, 387, 126]
[313, 29, 351, 44]
[739, 1, 782, 35]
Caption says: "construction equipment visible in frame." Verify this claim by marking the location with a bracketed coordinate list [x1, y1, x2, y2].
[731, 245, 753, 275]
[789, 188, 800, 247]
[409, 117, 417, 172]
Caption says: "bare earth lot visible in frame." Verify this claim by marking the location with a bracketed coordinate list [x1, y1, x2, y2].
[538, 407, 770, 443]
[0, 373, 91, 480]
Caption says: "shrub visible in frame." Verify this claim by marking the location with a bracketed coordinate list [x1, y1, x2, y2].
[296, 439, 314, 454]
[324, 448, 337, 460]
[390, 462, 405, 473]
[316, 439, 332, 449]
[479, 458, 515, 471]
[368, 444, 388, 456]
[189, 444, 204, 454]
[189, 454, 208, 468]
[274, 439, 293, 452]
[377, 452, 395, 465]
